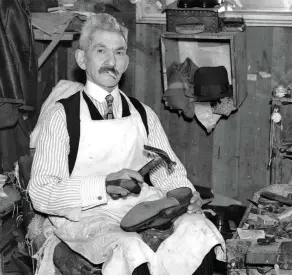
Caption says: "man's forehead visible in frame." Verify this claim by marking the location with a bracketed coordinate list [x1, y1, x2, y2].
[91, 29, 127, 48]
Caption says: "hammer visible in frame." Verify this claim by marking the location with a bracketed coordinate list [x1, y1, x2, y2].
[139, 145, 177, 177]
[108, 145, 176, 199]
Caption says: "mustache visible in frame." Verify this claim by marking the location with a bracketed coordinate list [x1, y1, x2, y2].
[99, 67, 119, 75]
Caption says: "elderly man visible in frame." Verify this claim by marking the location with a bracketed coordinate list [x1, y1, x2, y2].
[28, 13, 225, 275]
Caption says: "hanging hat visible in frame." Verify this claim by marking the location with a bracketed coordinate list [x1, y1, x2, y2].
[193, 66, 233, 102]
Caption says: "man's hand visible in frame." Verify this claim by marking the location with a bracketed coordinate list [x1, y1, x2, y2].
[187, 190, 203, 214]
[106, 169, 144, 198]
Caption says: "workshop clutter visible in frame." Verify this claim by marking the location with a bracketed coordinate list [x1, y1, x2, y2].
[162, 57, 237, 133]
[226, 183, 292, 275]
[0, 174, 21, 219]
[163, 1, 246, 34]
[0, 171, 29, 275]
[164, 1, 223, 33]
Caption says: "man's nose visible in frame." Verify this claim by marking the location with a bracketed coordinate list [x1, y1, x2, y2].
[106, 51, 116, 67]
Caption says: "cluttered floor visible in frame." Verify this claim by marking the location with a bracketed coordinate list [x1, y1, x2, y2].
[1, 171, 292, 275]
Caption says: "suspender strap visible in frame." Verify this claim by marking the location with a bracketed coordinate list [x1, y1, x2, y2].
[129, 97, 149, 137]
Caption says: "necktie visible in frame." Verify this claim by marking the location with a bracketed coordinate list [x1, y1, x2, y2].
[105, 94, 114, 119]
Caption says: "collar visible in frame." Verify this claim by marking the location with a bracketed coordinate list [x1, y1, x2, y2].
[84, 80, 119, 103]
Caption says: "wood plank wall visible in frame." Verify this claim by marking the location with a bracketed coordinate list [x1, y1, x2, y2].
[135, 25, 292, 203]
[35, 17, 292, 203]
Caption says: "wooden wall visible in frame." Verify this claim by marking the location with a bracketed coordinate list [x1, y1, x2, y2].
[134, 25, 292, 203]
[35, 15, 292, 203]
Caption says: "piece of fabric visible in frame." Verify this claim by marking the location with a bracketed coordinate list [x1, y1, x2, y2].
[32, 218, 61, 275]
[28, 81, 195, 221]
[105, 94, 115, 119]
[155, 213, 226, 275]
[0, 0, 37, 110]
[0, 0, 36, 171]
[211, 97, 237, 116]
[30, 80, 84, 148]
[193, 102, 222, 133]
[162, 60, 195, 119]
[0, 103, 18, 129]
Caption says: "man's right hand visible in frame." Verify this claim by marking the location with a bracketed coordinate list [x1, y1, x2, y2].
[106, 169, 144, 199]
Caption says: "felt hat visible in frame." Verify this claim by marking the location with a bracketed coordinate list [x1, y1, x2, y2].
[193, 66, 233, 102]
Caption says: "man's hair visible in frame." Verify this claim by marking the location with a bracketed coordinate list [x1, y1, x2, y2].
[79, 13, 128, 51]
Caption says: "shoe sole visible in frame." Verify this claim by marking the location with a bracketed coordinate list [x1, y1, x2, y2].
[121, 187, 192, 232]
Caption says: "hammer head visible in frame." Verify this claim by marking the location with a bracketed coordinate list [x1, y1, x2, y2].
[144, 145, 176, 170]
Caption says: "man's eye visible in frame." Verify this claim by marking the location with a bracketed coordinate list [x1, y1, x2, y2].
[97, 49, 105, 53]
[116, 51, 125, 56]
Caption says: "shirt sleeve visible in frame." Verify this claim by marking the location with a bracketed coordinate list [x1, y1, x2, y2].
[28, 103, 108, 221]
[143, 104, 196, 195]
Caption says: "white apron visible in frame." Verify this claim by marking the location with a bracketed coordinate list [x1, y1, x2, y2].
[49, 91, 226, 275]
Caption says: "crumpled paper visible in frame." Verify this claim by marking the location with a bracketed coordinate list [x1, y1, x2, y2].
[193, 103, 222, 133]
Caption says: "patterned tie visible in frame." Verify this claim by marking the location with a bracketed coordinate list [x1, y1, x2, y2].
[105, 94, 114, 119]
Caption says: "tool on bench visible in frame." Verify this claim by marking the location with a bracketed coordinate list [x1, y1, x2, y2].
[257, 234, 276, 245]
[247, 199, 264, 209]
[247, 199, 279, 221]
[107, 145, 177, 199]
[260, 191, 292, 206]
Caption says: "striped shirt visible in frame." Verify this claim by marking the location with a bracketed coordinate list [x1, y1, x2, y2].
[28, 80, 195, 221]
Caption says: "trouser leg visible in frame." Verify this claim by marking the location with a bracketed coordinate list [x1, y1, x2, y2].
[132, 263, 150, 275]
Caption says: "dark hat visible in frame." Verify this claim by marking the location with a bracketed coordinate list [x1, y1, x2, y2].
[193, 66, 233, 102]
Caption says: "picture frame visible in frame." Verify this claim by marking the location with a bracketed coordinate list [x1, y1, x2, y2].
[136, 0, 292, 27]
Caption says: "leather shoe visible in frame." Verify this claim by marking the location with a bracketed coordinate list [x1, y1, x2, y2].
[120, 187, 192, 232]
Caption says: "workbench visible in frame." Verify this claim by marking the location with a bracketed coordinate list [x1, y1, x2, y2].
[226, 184, 292, 275]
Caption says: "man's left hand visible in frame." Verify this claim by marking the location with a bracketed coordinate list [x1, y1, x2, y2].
[187, 191, 203, 214]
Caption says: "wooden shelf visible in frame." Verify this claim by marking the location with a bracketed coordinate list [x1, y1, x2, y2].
[160, 30, 248, 108]
[161, 31, 240, 40]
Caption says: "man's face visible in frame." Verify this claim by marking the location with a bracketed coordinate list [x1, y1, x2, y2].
[76, 29, 129, 92]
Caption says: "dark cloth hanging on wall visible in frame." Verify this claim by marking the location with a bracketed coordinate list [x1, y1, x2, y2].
[0, 0, 37, 111]
[0, 0, 37, 171]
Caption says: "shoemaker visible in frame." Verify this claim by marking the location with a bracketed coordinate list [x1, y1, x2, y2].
[28, 13, 225, 275]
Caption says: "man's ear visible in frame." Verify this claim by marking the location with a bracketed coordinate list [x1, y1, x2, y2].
[75, 49, 86, 70]
[122, 54, 129, 73]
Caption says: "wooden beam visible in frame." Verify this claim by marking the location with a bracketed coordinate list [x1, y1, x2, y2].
[34, 29, 77, 41]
